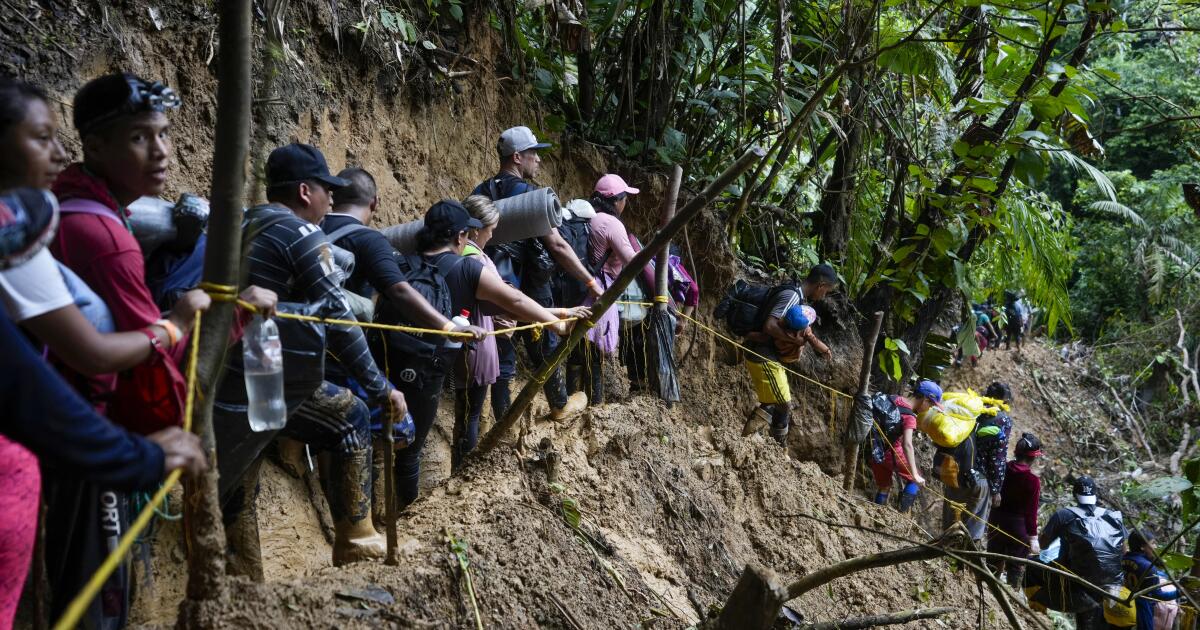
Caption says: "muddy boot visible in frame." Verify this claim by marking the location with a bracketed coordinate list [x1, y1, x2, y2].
[225, 458, 265, 581]
[331, 447, 387, 566]
[275, 436, 308, 478]
[549, 392, 588, 421]
[1005, 564, 1025, 591]
[768, 404, 789, 446]
[742, 406, 771, 437]
[370, 437, 388, 531]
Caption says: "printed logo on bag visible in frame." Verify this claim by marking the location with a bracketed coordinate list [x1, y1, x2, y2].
[399, 368, 417, 383]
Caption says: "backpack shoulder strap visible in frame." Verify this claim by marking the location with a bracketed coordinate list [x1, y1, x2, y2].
[59, 198, 126, 227]
[487, 178, 502, 201]
[325, 222, 371, 245]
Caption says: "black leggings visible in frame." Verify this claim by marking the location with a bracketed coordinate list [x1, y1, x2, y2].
[392, 371, 447, 508]
[453, 383, 489, 471]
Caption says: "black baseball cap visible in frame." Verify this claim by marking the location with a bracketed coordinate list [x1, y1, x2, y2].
[265, 143, 350, 189]
[1074, 475, 1097, 505]
[424, 200, 483, 234]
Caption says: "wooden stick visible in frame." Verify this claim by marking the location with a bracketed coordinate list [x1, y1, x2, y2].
[843, 311, 885, 490]
[471, 147, 766, 459]
[655, 165, 684, 312]
[183, 0, 251, 601]
[803, 607, 955, 630]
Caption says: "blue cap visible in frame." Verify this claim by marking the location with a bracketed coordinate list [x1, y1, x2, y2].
[914, 380, 943, 407]
[782, 304, 817, 331]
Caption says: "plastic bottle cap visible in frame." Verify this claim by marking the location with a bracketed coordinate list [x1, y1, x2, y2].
[460, 309, 471, 317]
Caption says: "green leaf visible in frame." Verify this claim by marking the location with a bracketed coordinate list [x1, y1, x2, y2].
[1162, 552, 1194, 572]
[448, 3, 463, 22]
[1127, 476, 1193, 501]
[1013, 149, 1046, 186]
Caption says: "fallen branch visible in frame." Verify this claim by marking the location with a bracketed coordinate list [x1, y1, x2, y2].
[548, 593, 586, 630]
[803, 607, 955, 629]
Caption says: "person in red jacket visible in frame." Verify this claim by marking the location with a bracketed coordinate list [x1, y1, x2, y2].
[987, 432, 1044, 589]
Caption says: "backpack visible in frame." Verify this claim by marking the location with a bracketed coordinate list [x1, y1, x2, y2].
[866, 394, 907, 464]
[323, 221, 377, 321]
[375, 253, 463, 360]
[1062, 506, 1126, 587]
[713, 279, 801, 337]
[932, 433, 982, 491]
[553, 217, 596, 306]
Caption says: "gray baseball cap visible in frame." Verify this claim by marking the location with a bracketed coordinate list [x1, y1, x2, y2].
[498, 126, 552, 157]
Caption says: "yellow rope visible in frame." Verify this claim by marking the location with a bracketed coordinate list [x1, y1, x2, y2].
[52, 312, 203, 630]
[200, 282, 577, 339]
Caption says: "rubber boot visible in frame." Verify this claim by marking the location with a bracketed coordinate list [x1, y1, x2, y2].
[225, 458, 265, 581]
[370, 437, 388, 531]
[768, 404, 789, 446]
[898, 481, 919, 513]
[331, 447, 387, 566]
[549, 391, 588, 421]
[874, 492, 889, 505]
[1005, 564, 1025, 591]
[742, 406, 772, 436]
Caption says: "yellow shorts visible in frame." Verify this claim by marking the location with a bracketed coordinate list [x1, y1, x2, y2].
[745, 360, 791, 405]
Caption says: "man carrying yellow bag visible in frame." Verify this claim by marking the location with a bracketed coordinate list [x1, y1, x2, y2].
[920, 385, 991, 542]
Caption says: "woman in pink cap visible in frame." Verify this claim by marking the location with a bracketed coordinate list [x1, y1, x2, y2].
[574, 174, 658, 405]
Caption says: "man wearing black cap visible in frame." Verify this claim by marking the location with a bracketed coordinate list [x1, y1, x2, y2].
[472, 125, 595, 420]
[1036, 474, 1129, 629]
[228, 142, 405, 566]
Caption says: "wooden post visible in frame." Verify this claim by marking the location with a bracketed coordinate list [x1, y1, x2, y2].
[182, 0, 252, 603]
[655, 165, 683, 311]
[842, 311, 884, 491]
[471, 148, 766, 459]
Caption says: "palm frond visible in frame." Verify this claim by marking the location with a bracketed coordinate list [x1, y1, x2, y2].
[1089, 200, 1147, 229]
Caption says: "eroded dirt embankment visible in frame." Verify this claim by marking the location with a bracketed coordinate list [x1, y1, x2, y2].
[2, 3, 1071, 627]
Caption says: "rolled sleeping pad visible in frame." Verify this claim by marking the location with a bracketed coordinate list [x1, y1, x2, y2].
[127, 193, 210, 256]
[382, 187, 563, 254]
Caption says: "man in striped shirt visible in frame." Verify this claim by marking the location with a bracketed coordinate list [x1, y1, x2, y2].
[241, 143, 405, 566]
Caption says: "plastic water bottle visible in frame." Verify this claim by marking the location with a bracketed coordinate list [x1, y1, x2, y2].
[243, 315, 286, 432]
[444, 309, 471, 349]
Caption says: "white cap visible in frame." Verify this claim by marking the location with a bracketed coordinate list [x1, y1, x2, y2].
[1077, 494, 1097, 505]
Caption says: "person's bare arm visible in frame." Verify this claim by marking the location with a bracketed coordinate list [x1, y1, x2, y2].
[541, 230, 600, 297]
[802, 328, 832, 360]
[24, 305, 162, 375]
[762, 316, 798, 345]
[475, 267, 570, 336]
[22, 288, 212, 376]
[384, 281, 484, 339]
[902, 428, 925, 485]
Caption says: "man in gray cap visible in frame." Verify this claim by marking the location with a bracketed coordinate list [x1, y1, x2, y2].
[472, 126, 597, 421]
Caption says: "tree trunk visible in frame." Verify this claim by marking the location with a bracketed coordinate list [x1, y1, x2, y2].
[701, 565, 788, 630]
[181, 0, 252, 608]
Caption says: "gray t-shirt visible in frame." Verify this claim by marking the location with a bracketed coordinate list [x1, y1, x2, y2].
[747, 287, 802, 362]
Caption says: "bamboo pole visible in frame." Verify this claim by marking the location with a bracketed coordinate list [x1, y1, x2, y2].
[183, 0, 251, 602]
[842, 311, 885, 490]
[472, 148, 766, 459]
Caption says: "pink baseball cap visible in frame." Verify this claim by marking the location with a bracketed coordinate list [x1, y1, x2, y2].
[594, 174, 640, 198]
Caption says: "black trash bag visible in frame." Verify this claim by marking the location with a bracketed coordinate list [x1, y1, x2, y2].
[846, 394, 875, 445]
[646, 308, 680, 404]
[213, 298, 334, 502]
[1062, 506, 1126, 588]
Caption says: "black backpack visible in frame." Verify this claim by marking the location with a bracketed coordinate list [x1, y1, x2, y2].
[1062, 506, 1126, 587]
[375, 253, 463, 358]
[713, 279, 800, 336]
[866, 394, 907, 464]
[552, 216, 612, 307]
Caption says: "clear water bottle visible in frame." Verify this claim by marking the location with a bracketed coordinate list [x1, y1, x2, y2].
[444, 309, 471, 349]
[243, 315, 287, 432]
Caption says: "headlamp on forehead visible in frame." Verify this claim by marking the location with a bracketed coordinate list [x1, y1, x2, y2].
[76, 74, 181, 135]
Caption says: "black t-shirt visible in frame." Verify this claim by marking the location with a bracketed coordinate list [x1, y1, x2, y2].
[321, 213, 408, 299]
[425, 251, 484, 316]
